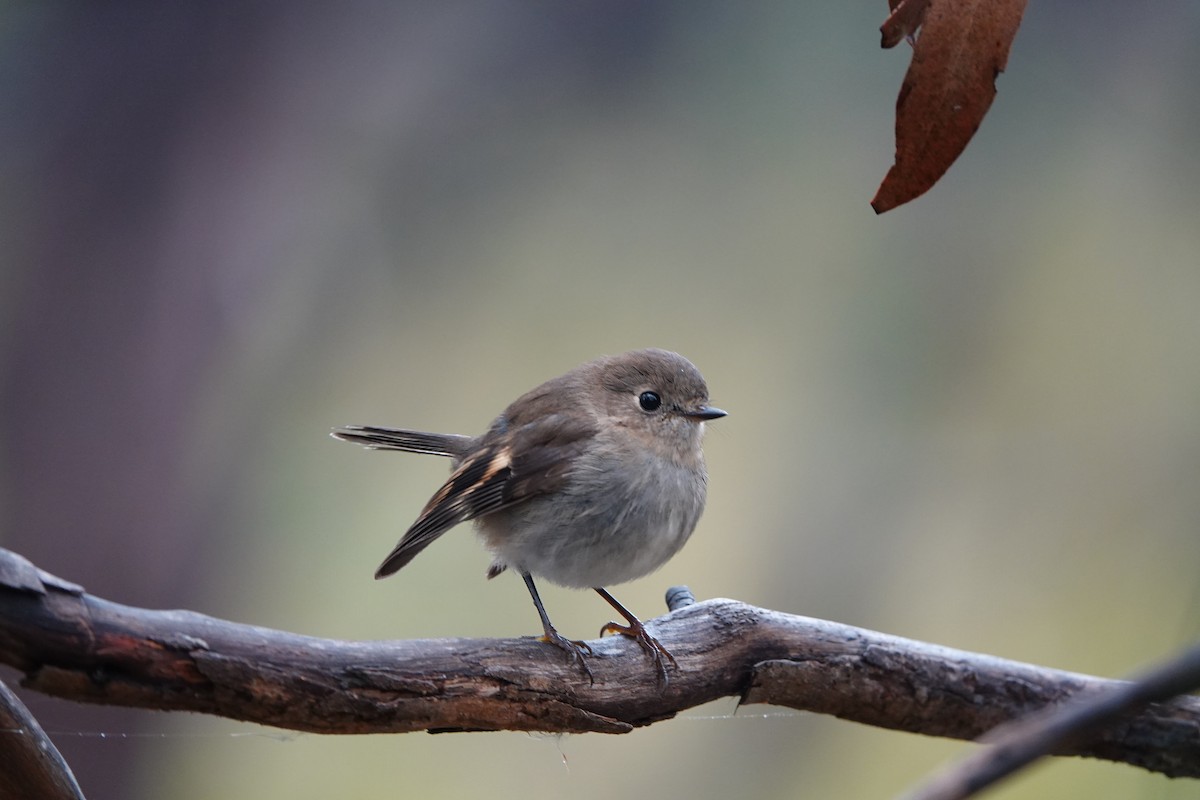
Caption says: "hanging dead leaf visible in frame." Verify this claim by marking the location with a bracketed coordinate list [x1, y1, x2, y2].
[872, 0, 1028, 214]
[880, 0, 930, 49]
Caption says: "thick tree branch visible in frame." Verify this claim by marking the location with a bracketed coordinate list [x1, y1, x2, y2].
[0, 548, 1196, 778]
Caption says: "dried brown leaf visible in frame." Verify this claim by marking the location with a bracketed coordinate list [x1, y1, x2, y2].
[881, 0, 931, 49]
[872, 0, 1028, 214]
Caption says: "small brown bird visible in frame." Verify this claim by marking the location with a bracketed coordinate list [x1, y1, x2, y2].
[334, 348, 725, 679]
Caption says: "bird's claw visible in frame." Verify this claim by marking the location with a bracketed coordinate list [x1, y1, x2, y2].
[599, 619, 677, 686]
[539, 630, 595, 684]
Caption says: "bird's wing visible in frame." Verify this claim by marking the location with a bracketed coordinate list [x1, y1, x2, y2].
[374, 412, 596, 577]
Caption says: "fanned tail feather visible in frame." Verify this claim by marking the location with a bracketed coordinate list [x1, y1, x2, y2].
[331, 426, 472, 458]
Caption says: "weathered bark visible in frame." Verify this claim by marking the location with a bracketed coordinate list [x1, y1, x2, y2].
[0, 548, 1196, 779]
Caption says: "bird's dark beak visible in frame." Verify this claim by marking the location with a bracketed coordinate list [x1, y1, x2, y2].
[686, 405, 727, 421]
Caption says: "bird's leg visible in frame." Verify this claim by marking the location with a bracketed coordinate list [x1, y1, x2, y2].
[595, 587, 677, 685]
[522, 573, 593, 682]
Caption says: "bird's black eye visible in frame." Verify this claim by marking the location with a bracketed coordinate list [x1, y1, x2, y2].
[638, 391, 662, 411]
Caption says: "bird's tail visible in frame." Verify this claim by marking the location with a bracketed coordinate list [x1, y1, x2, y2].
[331, 425, 473, 458]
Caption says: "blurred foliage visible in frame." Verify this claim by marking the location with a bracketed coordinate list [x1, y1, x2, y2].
[1, 3, 1198, 800]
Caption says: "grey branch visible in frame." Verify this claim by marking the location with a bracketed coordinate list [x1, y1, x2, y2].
[0, 675, 86, 800]
[0, 548, 1196, 780]
[898, 640, 1200, 800]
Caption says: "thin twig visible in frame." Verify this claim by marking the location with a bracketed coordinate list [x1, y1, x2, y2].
[899, 641, 1200, 800]
[0, 675, 86, 800]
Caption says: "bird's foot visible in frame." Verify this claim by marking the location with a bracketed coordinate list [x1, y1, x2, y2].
[539, 629, 595, 684]
[599, 618, 677, 686]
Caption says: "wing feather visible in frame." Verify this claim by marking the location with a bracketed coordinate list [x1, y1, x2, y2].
[373, 412, 596, 577]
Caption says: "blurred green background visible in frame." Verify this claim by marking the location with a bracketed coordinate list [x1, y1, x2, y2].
[2, 3, 1198, 799]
